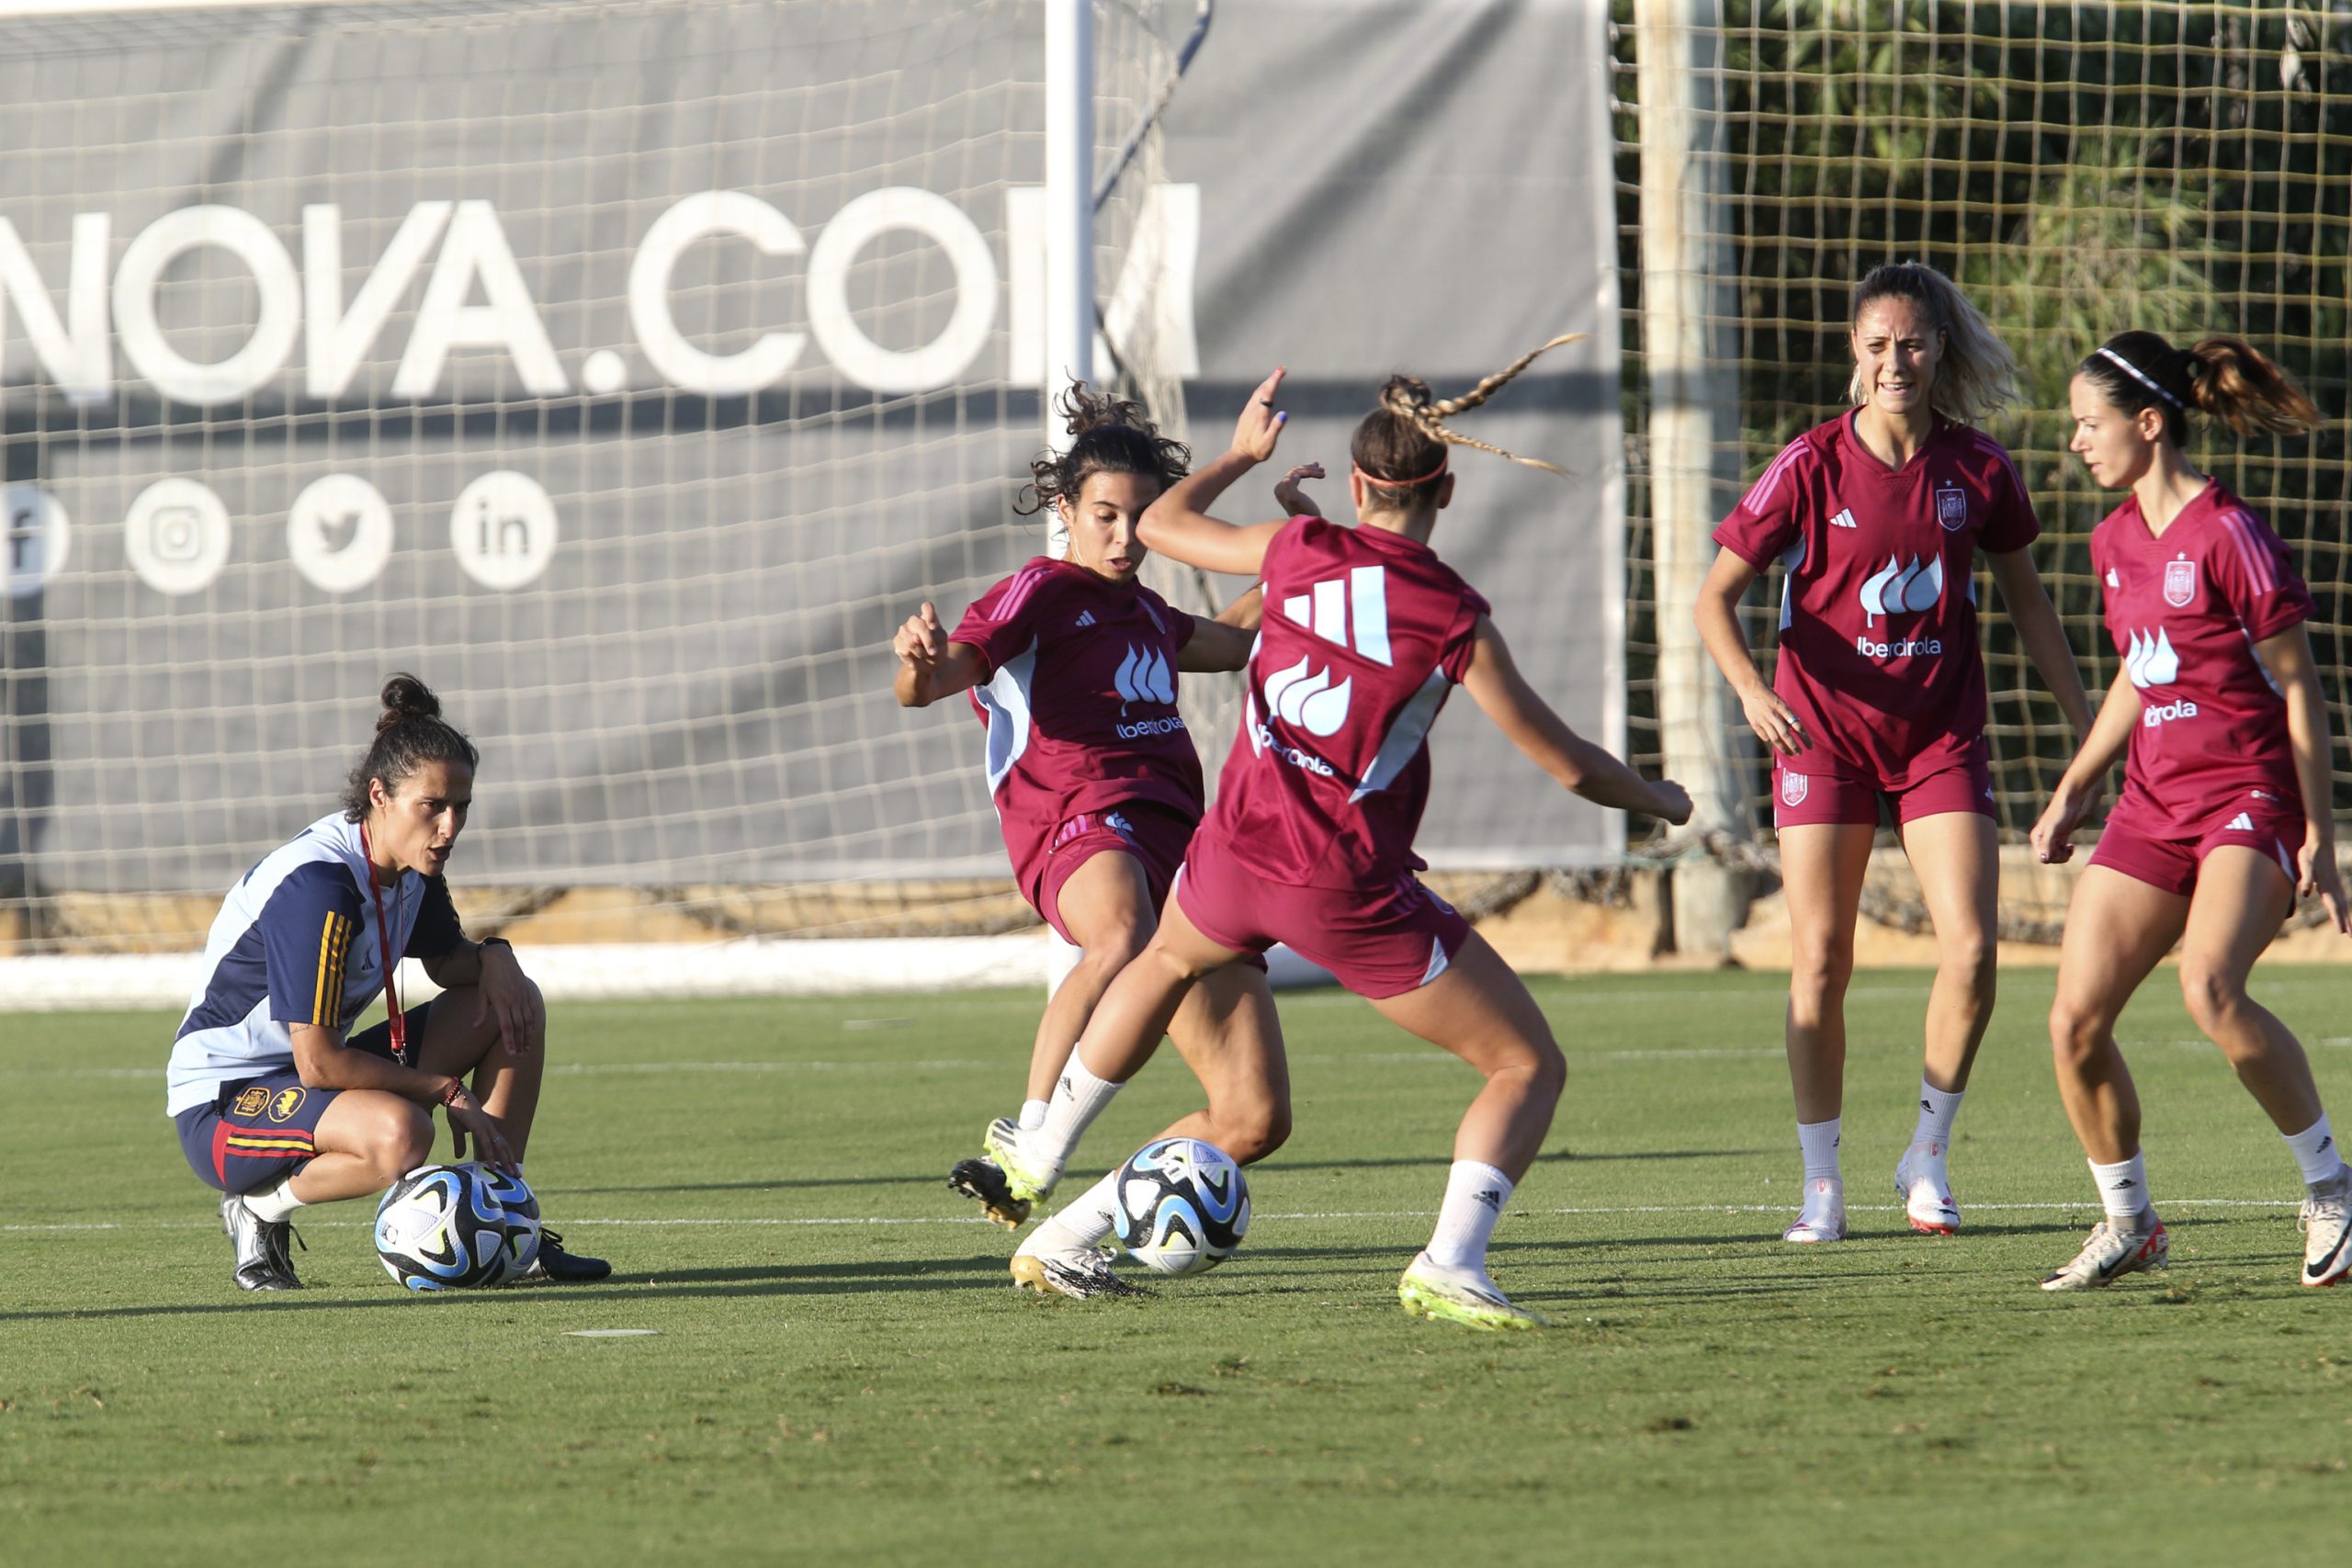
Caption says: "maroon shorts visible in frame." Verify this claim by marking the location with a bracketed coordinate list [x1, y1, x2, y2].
[1173, 830, 1470, 1000]
[1026, 802, 1194, 944]
[1772, 743, 1996, 830]
[2089, 792, 2303, 898]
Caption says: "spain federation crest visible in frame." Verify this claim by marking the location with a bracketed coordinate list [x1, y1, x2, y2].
[1934, 482, 1968, 533]
[1781, 770, 1810, 807]
[2164, 555, 2198, 607]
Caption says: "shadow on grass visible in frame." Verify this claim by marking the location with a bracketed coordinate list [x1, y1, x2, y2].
[0, 1254, 1015, 1322]
[1258, 1148, 1769, 1175]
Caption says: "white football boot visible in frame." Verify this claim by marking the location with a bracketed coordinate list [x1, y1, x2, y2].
[1010, 1225, 1139, 1300]
[1396, 1252, 1548, 1331]
[1782, 1178, 1846, 1243]
[1894, 1142, 1962, 1235]
[2040, 1216, 2168, 1291]
[2299, 1168, 2352, 1288]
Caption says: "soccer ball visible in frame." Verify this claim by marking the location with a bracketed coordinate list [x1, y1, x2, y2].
[375, 1163, 510, 1291]
[1112, 1137, 1250, 1276]
[475, 1166, 543, 1284]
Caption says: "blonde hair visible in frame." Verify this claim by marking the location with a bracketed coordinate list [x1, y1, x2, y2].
[1845, 262, 2020, 422]
[1351, 333, 1583, 502]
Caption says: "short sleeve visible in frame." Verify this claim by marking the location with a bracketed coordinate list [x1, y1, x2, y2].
[2211, 507, 2313, 643]
[1976, 441, 2041, 554]
[950, 561, 1053, 682]
[259, 861, 365, 1029]
[1438, 587, 1494, 683]
[1713, 440, 1808, 572]
[405, 875, 466, 960]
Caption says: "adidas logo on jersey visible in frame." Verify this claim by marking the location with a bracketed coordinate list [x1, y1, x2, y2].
[1281, 565, 1392, 666]
[1114, 644, 1175, 708]
[1075, 610, 1096, 627]
[1830, 508, 1858, 530]
[1259, 565, 1393, 739]
[2227, 812, 2257, 833]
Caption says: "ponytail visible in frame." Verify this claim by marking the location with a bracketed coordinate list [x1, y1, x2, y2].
[1349, 333, 1581, 505]
[340, 673, 479, 820]
[2078, 332, 2322, 446]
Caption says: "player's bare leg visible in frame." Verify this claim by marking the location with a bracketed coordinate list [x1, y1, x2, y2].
[1027, 852, 1156, 1103]
[1014, 956, 1282, 1301]
[1893, 809, 2000, 1233]
[1775, 821, 1873, 1240]
[403, 979, 601, 1281]
[412, 983, 546, 1160]
[987, 897, 1237, 1224]
[2175, 847, 2352, 1283]
[953, 852, 1158, 1227]
[1370, 932, 1563, 1329]
[2041, 865, 2184, 1290]
[2178, 848, 2319, 1131]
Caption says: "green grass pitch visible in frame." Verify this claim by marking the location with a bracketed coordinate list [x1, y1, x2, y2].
[6, 967, 2352, 1565]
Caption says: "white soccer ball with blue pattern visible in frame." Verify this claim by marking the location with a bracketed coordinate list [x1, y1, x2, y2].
[374, 1162, 510, 1291]
[475, 1165, 543, 1285]
[1113, 1137, 1250, 1276]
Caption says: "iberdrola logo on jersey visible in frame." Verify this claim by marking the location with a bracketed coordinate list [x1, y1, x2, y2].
[1855, 552, 1944, 658]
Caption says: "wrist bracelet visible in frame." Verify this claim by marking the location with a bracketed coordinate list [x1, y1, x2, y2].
[479, 936, 513, 953]
[439, 1077, 467, 1108]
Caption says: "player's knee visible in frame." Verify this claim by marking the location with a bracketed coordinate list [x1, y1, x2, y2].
[1941, 930, 1996, 997]
[2049, 1000, 2106, 1069]
[1080, 919, 1152, 972]
[1789, 937, 1854, 1001]
[1222, 1100, 1292, 1164]
[368, 1101, 434, 1180]
[2178, 963, 2247, 1038]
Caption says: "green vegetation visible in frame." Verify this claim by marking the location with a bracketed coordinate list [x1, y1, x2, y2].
[7, 971, 2352, 1563]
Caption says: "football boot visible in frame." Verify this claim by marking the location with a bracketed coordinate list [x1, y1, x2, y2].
[2040, 1216, 2168, 1292]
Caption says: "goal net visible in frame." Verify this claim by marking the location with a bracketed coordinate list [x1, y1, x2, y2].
[1610, 2, 2352, 936]
[0, 0, 1210, 966]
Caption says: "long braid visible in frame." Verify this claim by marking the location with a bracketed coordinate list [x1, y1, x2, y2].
[1376, 333, 1584, 477]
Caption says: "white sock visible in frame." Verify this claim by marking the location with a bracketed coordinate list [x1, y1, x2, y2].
[1035, 1168, 1123, 1251]
[1032, 1055, 1123, 1163]
[2283, 1114, 2346, 1190]
[2090, 1153, 2152, 1225]
[1797, 1118, 1842, 1186]
[1424, 1160, 1513, 1273]
[241, 1175, 306, 1224]
[1911, 1082, 1963, 1153]
[1019, 1099, 1049, 1132]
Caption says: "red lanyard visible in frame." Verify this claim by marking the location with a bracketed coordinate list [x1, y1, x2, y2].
[356, 821, 405, 1061]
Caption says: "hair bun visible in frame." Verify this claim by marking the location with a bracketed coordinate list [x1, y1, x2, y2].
[377, 672, 441, 732]
[1379, 375, 1434, 416]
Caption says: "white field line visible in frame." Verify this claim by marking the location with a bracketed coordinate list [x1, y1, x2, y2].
[0, 1196, 2309, 1235]
[17, 1037, 2352, 1083]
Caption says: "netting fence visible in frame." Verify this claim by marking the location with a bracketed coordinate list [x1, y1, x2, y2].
[0, 0, 1211, 955]
[1609, 0, 2352, 937]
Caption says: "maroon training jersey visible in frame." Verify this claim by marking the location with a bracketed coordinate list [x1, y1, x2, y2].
[952, 558, 1204, 883]
[2091, 481, 2313, 837]
[1714, 412, 2040, 787]
[1196, 516, 1489, 890]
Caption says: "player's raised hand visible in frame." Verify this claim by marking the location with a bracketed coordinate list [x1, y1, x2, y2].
[1273, 462, 1326, 517]
[1649, 778, 1693, 826]
[1230, 368, 1288, 463]
[894, 602, 946, 671]
[2300, 839, 2351, 934]
[1736, 685, 1808, 757]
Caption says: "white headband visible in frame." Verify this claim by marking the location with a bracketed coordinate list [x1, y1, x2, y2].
[2097, 346, 2186, 412]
